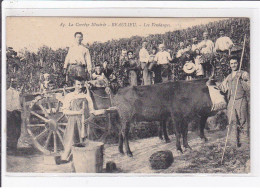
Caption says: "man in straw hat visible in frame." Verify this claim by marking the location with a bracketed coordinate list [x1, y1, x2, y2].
[183, 54, 196, 80]
[216, 56, 250, 147]
[154, 44, 173, 82]
[63, 32, 92, 85]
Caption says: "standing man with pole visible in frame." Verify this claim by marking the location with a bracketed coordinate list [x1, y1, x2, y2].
[217, 36, 249, 164]
[63, 32, 93, 85]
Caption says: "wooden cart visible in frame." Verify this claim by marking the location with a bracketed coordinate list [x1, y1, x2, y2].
[22, 86, 116, 155]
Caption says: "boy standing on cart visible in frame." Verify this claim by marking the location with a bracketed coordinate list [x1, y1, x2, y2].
[60, 76, 95, 162]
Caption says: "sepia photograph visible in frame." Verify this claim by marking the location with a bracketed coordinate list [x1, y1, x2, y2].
[5, 16, 250, 174]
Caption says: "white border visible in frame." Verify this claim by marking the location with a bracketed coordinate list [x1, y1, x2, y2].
[2, 1, 260, 187]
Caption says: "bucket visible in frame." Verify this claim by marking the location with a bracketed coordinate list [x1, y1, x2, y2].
[72, 140, 104, 173]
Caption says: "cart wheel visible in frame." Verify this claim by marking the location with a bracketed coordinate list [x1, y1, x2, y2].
[85, 111, 116, 142]
[26, 95, 67, 154]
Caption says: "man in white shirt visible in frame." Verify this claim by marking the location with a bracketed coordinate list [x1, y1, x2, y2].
[64, 32, 92, 84]
[60, 76, 95, 162]
[197, 31, 214, 54]
[214, 29, 234, 55]
[154, 44, 173, 82]
[139, 41, 151, 85]
[197, 31, 214, 77]
[7, 79, 23, 151]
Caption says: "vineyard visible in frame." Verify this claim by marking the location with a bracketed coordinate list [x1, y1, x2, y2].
[7, 18, 250, 93]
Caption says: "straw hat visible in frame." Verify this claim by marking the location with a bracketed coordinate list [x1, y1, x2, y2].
[183, 62, 196, 74]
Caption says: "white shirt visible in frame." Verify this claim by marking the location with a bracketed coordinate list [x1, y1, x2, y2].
[198, 39, 214, 54]
[62, 91, 93, 111]
[176, 49, 185, 58]
[215, 36, 234, 51]
[139, 48, 150, 63]
[192, 44, 199, 51]
[92, 72, 106, 81]
[6, 87, 22, 111]
[194, 56, 204, 76]
[64, 44, 92, 73]
[154, 51, 172, 64]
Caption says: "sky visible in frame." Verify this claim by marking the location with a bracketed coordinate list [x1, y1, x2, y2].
[6, 17, 227, 52]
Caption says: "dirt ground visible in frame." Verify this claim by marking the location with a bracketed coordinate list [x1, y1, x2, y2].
[6, 127, 250, 174]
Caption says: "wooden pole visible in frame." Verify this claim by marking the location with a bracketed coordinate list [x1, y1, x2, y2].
[221, 34, 247, 164]
[81, 101, 85, 143]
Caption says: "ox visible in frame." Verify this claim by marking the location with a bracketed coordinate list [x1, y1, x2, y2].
[111, 79, 214, 157]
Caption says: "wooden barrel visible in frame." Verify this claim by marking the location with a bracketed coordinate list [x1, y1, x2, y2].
[72, 140, 104, 173]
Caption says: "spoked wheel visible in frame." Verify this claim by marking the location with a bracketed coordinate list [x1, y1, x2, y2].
[85, 109, 118, 142]
[26, 95, 67, 154]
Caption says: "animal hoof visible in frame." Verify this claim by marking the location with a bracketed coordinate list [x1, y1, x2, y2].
[184, 145, 192, 150]
[118, 148, 124, 155]
[165, 139, 171, 143]
[177, 149, 183, 155]
[177, 150, 183, 155]
[204, 137, 208, 142]
[127, 152, 133, 157]
[184, 147, 192, 153]
[159, 137, 163, 140]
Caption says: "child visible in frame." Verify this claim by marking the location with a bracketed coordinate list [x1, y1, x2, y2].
[90, 65, 108, 87]
[40, 73, 51, 93]
[92, 65, 106, 80]
[193, 49, 205, 78]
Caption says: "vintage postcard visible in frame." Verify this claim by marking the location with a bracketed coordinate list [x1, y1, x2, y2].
[4, 16, 250, 174]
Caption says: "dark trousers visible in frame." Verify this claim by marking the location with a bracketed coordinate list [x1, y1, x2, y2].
[7, 110, 22, 150]
[161, 64, 171, 82]
[66, 64, 88, 86]
[153, 65, 162, 83]
[201, 61, 212, 78]
[227, 97, 249, 147]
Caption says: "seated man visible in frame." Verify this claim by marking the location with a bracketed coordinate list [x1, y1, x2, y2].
[60, 76, 96, 162]
[102, 60, 114, 80]
[90, 65, 108, 87]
